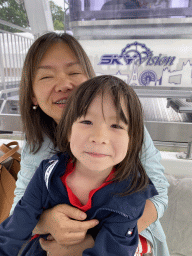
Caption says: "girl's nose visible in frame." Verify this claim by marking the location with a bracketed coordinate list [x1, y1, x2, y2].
[55, 75, 74, 92]
[89, 126, 110, 144]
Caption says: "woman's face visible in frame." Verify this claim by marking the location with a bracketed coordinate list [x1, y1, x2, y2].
[32, 42, 88, 124]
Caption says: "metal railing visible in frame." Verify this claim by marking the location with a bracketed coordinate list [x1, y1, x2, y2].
[0, 30, 33, 96]
[0, 30, 33, 132]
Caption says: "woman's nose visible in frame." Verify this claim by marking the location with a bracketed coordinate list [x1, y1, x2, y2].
[89, 126, 110, 144]
[55, 74, 74, 92]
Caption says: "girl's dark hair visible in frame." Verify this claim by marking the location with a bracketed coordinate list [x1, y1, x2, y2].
[19, 32, 95, 153]
[57, 75, 149, 195]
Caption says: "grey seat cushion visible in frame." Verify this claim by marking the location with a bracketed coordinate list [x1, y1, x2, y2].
[160, 173, 192, 256]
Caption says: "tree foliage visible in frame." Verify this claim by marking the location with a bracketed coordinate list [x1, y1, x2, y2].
[0, 0, 66, 32]
[0, 0, 28, 32]
[49, 0, 64, 30]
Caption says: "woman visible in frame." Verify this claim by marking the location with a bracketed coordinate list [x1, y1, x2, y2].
[10, 32, 169, 256]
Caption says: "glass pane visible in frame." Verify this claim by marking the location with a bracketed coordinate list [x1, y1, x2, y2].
[69, 0, 191, 22]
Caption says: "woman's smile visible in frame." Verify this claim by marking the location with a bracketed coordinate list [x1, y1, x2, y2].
[54, 97, 68, 108]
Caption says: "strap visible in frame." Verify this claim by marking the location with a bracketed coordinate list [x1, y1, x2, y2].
[0, 141, 21, 163]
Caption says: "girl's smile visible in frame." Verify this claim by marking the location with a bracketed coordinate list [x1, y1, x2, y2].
[84, 152, 111, 158]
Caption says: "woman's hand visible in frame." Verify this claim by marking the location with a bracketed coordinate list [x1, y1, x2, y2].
[33, 204, 98, 245]
[39, 234, 95, 256]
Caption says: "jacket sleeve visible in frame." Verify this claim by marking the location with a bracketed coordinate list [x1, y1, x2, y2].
[0, 160, 48, 256]
[140, 127, 169, 219]
[10, 138, 54, 215]
[83, 213, 140, 256]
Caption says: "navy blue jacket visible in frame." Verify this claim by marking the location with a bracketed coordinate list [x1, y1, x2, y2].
[0, 153, 158, 256]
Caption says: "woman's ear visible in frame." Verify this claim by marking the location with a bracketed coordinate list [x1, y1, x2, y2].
[32, 96, 38, 105]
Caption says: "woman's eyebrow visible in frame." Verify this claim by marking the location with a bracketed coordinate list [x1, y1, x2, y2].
[37, 62, 81, 70]
[66, 61, 80, 67]
[37, 65, 54, 70]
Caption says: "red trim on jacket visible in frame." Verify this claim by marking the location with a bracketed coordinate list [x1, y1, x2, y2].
[60, 159, 115, 212]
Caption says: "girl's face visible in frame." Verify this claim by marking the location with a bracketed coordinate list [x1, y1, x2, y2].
[32, 42, 88, 124]
[69, 93, 129, 176]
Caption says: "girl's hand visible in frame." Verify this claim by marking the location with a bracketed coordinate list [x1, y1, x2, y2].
[33, 204, 98, 245]
[39, 234, 95, 256]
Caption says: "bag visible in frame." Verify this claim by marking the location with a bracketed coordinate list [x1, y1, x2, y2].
[0, 141, 21, 223]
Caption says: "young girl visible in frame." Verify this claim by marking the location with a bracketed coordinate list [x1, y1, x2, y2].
[0, 75, 158, 256]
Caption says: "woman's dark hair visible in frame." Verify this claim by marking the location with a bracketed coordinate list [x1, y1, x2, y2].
[57, 75, 149, 195]
[19, 32, 95, 153]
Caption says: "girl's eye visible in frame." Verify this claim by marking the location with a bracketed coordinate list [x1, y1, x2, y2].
[80, 120, 92, 125]
[111, 124, 123, 129]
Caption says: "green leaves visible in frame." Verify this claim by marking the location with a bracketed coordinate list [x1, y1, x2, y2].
[49, 0, 64, 30]
[0, 0, 28, 32]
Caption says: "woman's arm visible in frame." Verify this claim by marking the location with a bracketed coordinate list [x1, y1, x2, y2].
[10, 139, 53, 214]
[138, 127, 169, 232]
[137, 199, 157, 233]
[39, 234, 95, 256]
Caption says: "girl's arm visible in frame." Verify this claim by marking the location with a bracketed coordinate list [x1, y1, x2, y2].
[11, 139, 98, 246]
[138, 127, 169, 232]
[0, 162, 46, 256]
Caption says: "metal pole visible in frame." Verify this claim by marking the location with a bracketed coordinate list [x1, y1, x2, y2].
[64, 0, 69, 32]
[0, 35, 5, 93]
[186, 141, 192, 159]
[64, 0, 66, 32]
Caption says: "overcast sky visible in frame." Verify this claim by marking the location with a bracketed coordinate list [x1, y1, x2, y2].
[52, 0, 65, 9]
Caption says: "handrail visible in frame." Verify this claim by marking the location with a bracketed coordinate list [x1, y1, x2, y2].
[0, 88, 19, 99]
[133, 87, 192, 100]
[0, 30, 33, 101]
[0, 19, 31, 33]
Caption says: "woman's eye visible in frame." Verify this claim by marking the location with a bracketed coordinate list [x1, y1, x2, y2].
[40, 76, 52, 80]
[69, 72, 81, 76]
[111, 124, 123, 129]
[80, 120, 92, 125]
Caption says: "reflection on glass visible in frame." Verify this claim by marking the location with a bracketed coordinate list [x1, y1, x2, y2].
[68, 0, 191, 22]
